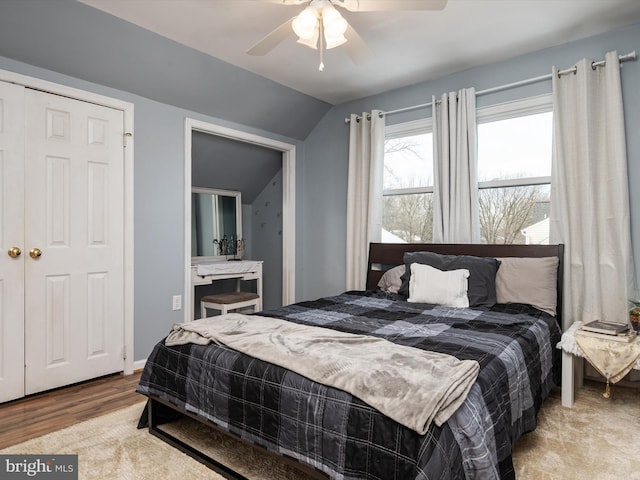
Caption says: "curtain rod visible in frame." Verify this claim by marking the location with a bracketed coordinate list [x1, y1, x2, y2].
[345, 50, 637, 123]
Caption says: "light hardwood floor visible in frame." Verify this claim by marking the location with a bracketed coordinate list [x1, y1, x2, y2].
[0, 371, 143, 449]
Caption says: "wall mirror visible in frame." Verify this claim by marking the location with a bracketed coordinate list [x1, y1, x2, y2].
[191, 187, 242, 261]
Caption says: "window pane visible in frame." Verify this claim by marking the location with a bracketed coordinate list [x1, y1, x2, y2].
[383, 193, 433, 243]
[477, 112, 552, 181]
[479, 185, 550, 244]
[383, 134, 433, 189]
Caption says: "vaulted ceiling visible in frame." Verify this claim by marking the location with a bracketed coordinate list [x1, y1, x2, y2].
[79, 0, 640, 104]
[2, 1, 640, 141]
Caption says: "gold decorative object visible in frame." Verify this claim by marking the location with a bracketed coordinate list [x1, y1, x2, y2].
[630, 306, 640, 333]
[603, 381, 611, 399]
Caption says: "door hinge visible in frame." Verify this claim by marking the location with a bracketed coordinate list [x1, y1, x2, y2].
[122, 346, 127, 361]
[123, 132, 133, 148]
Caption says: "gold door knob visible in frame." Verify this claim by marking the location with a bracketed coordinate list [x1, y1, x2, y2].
[29, 248, 42, 259]
[8, 247, 21, 258]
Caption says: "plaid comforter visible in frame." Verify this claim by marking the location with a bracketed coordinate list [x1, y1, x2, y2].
[137, 291, 561, 480]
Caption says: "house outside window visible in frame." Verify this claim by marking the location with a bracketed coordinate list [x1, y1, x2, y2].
[383, 95, 553, 244]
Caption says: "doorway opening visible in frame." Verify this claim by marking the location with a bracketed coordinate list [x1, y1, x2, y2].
[183, 118, 296, 323]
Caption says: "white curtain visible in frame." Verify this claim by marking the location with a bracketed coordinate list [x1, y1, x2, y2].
[432, 88, 480, 243]
[346, 110, 385, 290]
[550, 51, 636, 330]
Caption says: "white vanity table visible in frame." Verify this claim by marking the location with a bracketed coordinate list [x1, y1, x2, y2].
[190, 186, 263, 320]
[190, 259, 263, 321]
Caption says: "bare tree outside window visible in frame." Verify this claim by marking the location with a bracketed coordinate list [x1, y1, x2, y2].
[479, 184, 550, 244]
[383, 193, 433, 242]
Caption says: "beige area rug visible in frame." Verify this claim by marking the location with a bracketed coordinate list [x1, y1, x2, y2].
[0, 401, 315, 480]
[2, 382, 639, 480]
[513, 381, 640, 480]
[0, 402, 217, 480]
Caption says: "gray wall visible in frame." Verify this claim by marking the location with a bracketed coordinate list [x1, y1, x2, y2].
[251, 171, 284, 311]
[0, 53, 304, 361]
[0, 0, 330, 141]
[1, 0, 639, 359]
[299, 23, 640, 311]
[0, 0, 316, 362]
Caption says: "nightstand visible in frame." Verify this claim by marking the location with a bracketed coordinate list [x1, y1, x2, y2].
[558, 322, 640, 407]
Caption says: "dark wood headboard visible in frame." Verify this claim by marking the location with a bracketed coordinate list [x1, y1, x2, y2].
[366, 243, 564, 322]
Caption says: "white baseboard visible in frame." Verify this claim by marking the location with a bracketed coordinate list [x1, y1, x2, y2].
[132, 359, 147, 372]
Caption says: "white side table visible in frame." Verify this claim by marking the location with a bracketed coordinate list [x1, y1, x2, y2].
[557, 322, 640, 407]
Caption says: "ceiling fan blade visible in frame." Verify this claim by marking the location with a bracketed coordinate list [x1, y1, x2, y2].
[251, 0, 309, 5]
[334, 0, 447, 12]
[246, 17, 296, 56]
[343, 24, 373, 65]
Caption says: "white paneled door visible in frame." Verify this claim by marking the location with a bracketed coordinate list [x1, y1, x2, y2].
[0, 82, 125, 402]
[0, 81, 26, 402]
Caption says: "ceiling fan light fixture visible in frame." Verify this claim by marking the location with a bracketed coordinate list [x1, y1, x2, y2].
[322, 4, 348, 49]
[296, 27, 319, 49]
[324, 33, 347, 50]
[292, 5, 319, 40]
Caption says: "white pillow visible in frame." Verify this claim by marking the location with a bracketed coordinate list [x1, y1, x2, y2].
[408, 263, 470, 308]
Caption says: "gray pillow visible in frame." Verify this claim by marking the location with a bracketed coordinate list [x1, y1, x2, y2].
[495, 256, 558, 315]
[377, 265, 406, 294]
[398, 251, 501, 308]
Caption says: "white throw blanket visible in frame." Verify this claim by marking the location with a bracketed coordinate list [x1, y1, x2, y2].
[166, 313, 480, 435]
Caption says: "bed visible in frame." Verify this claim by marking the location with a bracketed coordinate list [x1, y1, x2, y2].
[137, 242, 563, 480]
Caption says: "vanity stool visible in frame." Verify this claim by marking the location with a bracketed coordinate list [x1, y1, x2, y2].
[200, 291, 260, 318]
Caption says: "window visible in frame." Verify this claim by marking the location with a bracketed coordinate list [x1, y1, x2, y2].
[383, 119, 433, 243]
[477, 95, 553, 244]
[382, 95, 553, 244]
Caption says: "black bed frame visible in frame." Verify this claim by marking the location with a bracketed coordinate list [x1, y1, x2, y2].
[147, 242, 564, 479]
[147, 394, 329, 479]
[147, 397, 250, 480]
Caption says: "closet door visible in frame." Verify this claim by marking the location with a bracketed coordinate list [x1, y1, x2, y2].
[0, 81, 25, 403]
[24, 89, 125, 394]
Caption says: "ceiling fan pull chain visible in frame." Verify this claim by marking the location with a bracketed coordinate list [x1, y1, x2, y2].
[319, 13, 325, 71]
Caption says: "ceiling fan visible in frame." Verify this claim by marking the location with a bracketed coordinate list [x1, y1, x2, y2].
[247, 0, 448, 71]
